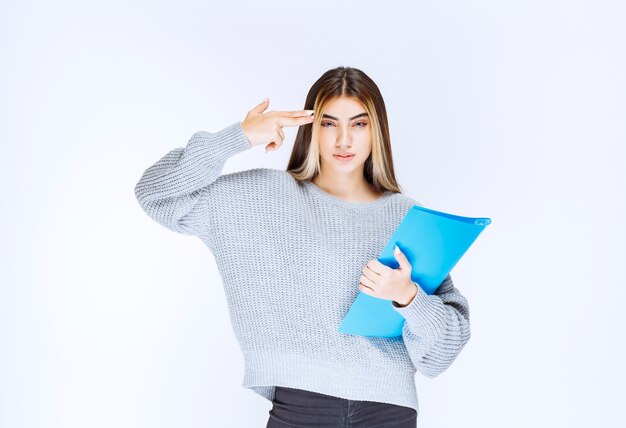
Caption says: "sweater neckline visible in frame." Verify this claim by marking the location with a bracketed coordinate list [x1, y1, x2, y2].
[302, 180, 394, 209]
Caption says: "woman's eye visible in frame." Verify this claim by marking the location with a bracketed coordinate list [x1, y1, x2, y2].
[321, 122, 367, 127]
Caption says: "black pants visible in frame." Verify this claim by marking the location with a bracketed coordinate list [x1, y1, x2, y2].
[266, 386, 417, 427]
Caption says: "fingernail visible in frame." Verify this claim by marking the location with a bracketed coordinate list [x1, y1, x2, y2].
[394, 245, 400, 254]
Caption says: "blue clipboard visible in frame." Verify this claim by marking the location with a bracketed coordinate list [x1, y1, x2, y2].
[338, 204, 491, 338]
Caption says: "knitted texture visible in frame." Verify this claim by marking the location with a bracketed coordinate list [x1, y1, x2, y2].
[134, 121, 471, 414]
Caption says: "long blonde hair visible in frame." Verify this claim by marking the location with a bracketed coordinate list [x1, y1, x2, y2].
[286, 66, 403, 194]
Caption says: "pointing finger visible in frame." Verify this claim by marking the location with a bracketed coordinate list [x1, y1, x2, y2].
[284, 109, 315, 117]
[278, 114, 315, 128]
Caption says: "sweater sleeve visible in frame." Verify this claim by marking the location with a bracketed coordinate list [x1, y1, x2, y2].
[133, 121, 252, 238]
[391, 274, 471, 378]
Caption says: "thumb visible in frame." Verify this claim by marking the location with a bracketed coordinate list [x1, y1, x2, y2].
[393, 245, 410, 269]
[252, 97, 269, 114]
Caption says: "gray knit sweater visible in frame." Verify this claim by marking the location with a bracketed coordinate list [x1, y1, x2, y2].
[133, 121, 471, 414]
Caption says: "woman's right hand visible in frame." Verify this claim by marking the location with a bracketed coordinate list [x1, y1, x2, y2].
[241, 98, 315, 153]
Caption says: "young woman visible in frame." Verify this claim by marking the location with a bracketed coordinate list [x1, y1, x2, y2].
[134, 66, 471, 427]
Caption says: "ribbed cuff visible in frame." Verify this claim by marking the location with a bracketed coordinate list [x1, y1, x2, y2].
[193, 120, 252, 163]
[392, 282, 447, 339]
[235, 121, 254, 148]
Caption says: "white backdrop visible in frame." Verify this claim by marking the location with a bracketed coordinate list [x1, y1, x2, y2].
[1, 1, 624, 427]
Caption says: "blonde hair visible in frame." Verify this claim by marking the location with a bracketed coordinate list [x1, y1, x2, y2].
[286, 66, 403, 194]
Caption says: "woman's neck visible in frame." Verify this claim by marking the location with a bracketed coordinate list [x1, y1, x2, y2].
[312, 173, 383, 203]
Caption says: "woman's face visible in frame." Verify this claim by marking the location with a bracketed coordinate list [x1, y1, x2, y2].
[317, 96, 371, 174]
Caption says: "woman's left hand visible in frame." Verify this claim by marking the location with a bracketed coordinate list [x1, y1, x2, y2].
[358, 245, 419, 306]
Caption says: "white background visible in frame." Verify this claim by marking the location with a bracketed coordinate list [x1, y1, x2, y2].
[1, 1, 624, 427]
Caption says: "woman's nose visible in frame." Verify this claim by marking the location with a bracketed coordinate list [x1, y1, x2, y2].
[336, 131, 352, 147]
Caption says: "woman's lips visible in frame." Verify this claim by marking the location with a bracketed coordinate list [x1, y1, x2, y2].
[334, 154, 355, 161]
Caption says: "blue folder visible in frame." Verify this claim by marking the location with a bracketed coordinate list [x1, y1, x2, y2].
[338, 204, 491, 338]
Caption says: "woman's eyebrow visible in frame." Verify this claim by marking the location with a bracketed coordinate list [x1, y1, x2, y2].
[321, 112, 369, 121]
